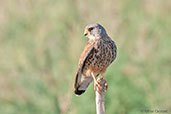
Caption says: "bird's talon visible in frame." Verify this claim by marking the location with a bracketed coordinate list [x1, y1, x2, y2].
[94, 82, 102, 91]
[104, 82, 108, 91]
[98, 85, 102, 90]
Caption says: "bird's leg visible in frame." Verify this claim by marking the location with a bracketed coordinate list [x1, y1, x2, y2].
[101, 74, 108, 91]
[91, 72, 101, 90]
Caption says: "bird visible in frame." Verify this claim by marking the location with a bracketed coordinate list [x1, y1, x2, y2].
[74, 23, 117, 96]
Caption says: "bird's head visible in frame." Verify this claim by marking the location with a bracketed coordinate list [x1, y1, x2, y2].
[84, 23, 107, 40]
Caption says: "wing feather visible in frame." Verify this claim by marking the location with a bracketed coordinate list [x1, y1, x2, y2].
[78, 41, 95, 72]
[74, 41, 95, 95]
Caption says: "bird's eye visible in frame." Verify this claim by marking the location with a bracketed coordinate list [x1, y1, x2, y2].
[88, 27, 94, 31]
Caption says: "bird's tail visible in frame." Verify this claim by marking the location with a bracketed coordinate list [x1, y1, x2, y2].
[74, 72, 93, 96]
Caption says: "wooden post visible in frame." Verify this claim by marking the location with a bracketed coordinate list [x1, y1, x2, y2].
[95, 78, 107, 114]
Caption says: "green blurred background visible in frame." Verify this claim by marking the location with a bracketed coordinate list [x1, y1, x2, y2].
[0, 0, 170, 114]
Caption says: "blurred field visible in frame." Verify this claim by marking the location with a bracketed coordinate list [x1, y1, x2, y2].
[0, 0, 171, 114]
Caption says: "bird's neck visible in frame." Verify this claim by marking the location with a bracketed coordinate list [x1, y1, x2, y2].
[88, 38, 99, 43]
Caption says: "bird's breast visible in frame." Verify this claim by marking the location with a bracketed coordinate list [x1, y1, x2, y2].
[83, 40, 116, 76]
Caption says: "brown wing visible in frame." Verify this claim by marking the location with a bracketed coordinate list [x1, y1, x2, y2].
[78, 41, 95, 72]
[74, 41, 95, 95]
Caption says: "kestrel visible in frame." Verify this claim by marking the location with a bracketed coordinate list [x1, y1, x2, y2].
[74, 24, 117, 95]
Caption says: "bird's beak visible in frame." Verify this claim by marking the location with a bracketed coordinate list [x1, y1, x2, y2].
[84, 29, 89, 36]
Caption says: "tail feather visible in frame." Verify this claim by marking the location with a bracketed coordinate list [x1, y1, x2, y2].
[74, 88, 85, 96]
[74, 72, 92, 96]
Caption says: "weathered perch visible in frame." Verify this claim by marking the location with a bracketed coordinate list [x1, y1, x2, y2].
[95, 78, 107, 114]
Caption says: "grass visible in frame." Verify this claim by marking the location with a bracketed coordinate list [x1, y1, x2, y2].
[0, 0, 170, 114]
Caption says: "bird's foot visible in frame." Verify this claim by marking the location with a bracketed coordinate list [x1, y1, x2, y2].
[104, 81, 108, 92]
[101, 76, 108, 91]
[94, 81, 102, 91]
